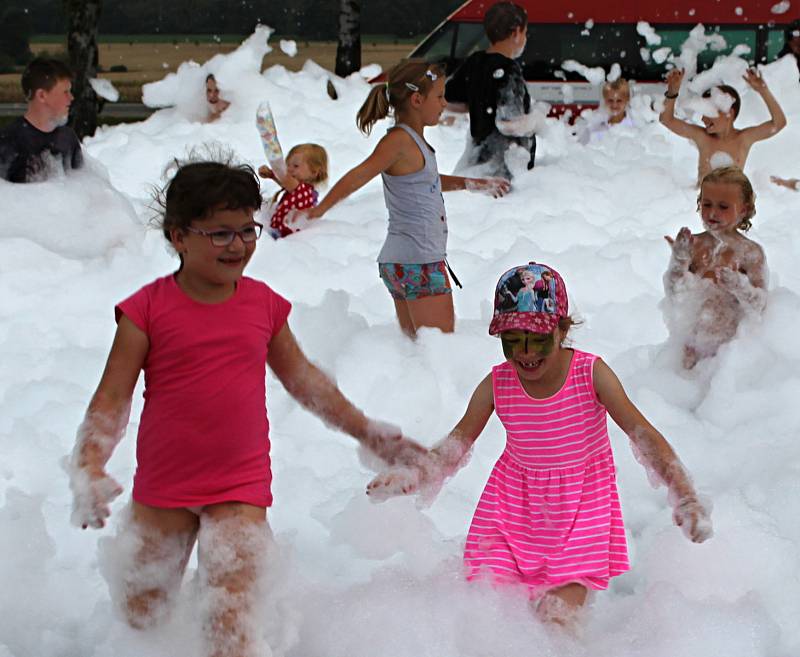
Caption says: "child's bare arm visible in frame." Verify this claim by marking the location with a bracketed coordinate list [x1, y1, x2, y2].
[740, 68, 787, 144]
[366, 374, 494, 500]
[267, 323, 426, 464]
[69, 316, 148, 529]
[659, 69, 707, 142]
[259, 164, 300, 192]
[307, 131, 404, 219]
[717, 243, 768, 312]
[663, 227, 694, 295]
[441, 175, 511, 197]
[594, 359, 712, 543]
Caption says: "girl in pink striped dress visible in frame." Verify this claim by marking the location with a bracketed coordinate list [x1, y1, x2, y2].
[368, 262, 712, 624]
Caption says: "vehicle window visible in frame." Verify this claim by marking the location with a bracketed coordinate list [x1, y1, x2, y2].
[411, 21, 457, 63]
[767, 27, 788, 60]
[453, 22, 489, 59]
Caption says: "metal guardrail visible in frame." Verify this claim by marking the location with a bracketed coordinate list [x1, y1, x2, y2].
[0, 102, 154, 118]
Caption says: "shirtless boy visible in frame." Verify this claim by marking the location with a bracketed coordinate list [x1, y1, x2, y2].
[659, 68, 786, 183]
[664, 167, 767, 369]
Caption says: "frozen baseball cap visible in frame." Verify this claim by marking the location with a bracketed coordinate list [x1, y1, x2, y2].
[488, 262, 569, 336]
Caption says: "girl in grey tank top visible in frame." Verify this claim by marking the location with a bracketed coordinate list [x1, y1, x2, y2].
[305, 61, 510, 337]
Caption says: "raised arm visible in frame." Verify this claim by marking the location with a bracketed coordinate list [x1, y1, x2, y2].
[663, 227, 694, 295]
[366, 373, 495, 500]
[267, 323, 426, 465]
[594, 359, 712, 543]
[740, 68, 787, 144]
[69, 315, 148, 529]
[306, 131, 404, 220]
[659, 69, 708, 141]
[258, 163, 300, 193]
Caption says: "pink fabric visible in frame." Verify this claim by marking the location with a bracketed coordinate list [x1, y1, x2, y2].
[270, 182, 318, 237]
[464, 350, 629, 593]
[115, 274, 291, 508]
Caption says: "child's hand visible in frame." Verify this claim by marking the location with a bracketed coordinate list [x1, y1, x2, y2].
[770, 175, 799, 190]
[665, 68, 684, 95]
[672, 496, 713, 543]
[363, 421, 428, 467]
[465, 177, 512, 198]
[743, 68, 768, 92]
[258, 165, 275, 180]
[664, 227, 693, 263]
[366, 465, 426, 501]
[68, 465, 123, 530]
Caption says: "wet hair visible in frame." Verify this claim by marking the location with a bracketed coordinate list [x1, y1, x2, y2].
[286, 143, 328, 184]
[698, 166, 756, 231]
[155, 158, 263, 248]
[484, 1, 528, 44]
[206, 73, 216, 83]
[702, 84, 741, 119]
[602, 78, 630, 99]
[21, 58, 73, 100]
[356, 59, 445, 135]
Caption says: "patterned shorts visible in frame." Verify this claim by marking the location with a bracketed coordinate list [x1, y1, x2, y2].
[378, 261, 452, 300]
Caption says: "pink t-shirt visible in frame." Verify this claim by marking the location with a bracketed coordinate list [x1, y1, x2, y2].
[115, 274, 291, 508]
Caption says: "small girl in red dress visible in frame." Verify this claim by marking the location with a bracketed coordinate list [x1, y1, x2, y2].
[258, 143, 328, 238]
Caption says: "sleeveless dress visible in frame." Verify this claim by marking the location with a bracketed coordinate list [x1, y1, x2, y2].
[464, 350, 629, 593]
[377, 123, 448, 265]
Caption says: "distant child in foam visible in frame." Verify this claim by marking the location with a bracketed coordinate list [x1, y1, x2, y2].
[205, 74, 230, 122]
[304, 60, 510, 338]
[66, 159, 425, 657]
[664, 166, 767, 369]
[659, 67, 786, 182]
[578, 78, 635, 144]
[368, 262, 712, 626]
[258, 143, 328, 238]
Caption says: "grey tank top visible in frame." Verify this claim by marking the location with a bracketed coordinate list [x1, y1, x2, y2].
[377, 124, 448, 264]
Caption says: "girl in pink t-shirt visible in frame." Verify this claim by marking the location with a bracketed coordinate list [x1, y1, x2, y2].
[367, 262, 713, 627]
[66, 159, 425, 656]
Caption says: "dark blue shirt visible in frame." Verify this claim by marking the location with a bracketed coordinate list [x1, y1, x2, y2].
[0, 117, 83, 183]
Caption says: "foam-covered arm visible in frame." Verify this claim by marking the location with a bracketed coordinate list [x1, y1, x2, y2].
[663, 227, 694, 295]
[367, 374, 494, 503]
[594, 359, 712, 543]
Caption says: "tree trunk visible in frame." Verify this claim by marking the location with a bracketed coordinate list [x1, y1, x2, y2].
[64, 0, 102, 139]
[335, 0, 361, 77]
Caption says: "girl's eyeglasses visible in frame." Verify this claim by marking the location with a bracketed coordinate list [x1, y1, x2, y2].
[185, 222, 263, 246]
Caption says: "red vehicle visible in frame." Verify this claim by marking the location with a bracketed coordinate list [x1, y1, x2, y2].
[408, 0, 799, 113]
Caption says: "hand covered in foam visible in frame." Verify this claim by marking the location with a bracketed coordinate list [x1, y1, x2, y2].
[362, 420, 428, 468]
[465, 177, 511, 198]
[67, 465, 123, 529]
[664, 227, 693, 264]
[672, 496, 713, 543]
[716, 268, 767, 311]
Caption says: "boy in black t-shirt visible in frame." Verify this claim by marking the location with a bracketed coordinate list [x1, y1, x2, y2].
[0, 58, 83, 183]
[445, 1, 535, 179]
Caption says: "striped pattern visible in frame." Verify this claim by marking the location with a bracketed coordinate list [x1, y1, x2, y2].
[464, 351, 629, 592]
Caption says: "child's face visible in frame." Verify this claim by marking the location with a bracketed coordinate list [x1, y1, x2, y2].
[701, 95, 735, 134]
[286, 152, 315, 184]
[603, 90, 629, 119]
[39, 78, 73, 126]
[511, 26, 528, 58]
[418, 78, 447, 126]
[699, 181, 746, 233]
[173, 207, 258, 286]
[501, 329, 561, 381]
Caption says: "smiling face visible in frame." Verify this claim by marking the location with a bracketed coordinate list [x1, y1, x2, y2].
[286, 151, 315, 184]
[501, 329, 561, 382]
[699, 181, 747, 233]
[603, 89, 629, 120]
[172, 207, 258, 292]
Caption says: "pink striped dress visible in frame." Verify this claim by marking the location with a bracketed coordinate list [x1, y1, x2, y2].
[464, 350, 629, 593]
